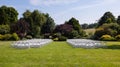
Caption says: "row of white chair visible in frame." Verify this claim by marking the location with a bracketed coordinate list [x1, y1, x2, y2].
[67, 39, 105, 48]
[11, 39, 52, 49]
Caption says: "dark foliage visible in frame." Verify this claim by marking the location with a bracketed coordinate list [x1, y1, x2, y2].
[117, 16, 120, 25]
[98, 12, 116, 27]
[41, 14, 55, 34]
[54, 24, 73, 36]
[81, 23, 98, 29]
[94, 23, 120, 40]
[0, 5, 18, 25]
[11, 18, 30, 39]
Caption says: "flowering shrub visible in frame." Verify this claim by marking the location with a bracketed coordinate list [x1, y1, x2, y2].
[115, 35, 120, 41]
[100, 35, 115, 41]
[0, 33, 19, 41]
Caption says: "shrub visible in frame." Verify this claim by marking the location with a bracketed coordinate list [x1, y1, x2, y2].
[11, 33, 19, 41]
[0, 34, 3, 40]
[0, 33, 19, 41]
[115, 35, 120, 41]
[0, 25, 10, 34]
[26, 35, 32, 39]
[0, 34, 12, 40]
[52, 33, 61, 38]
[53, 38, 59, 41]
[58, 36, 67, 41]
[100, 35, 115, 41]
[52, 36, 67, 41]
[94, 27, 105, 40]
[4, 34, 12, 40]
[35, 35, 41, 38]
[68, 30, 79, 39]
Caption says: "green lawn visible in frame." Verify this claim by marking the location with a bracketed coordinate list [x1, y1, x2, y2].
[0, 41, 120, 67]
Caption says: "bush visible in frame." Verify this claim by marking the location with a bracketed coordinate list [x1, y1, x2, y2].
[26, 35, 32, 39]
[58, 36, 67, 41]
[0, 34, 3, 40]
[115, 35, 120, 41]
[53, 38, 59, 41]
[11, 33, 19, 41]
[68, 30, 79, 39]
[100, 35, 115, 41]
[0, 25, 10, 34]
[52, 36, 67, 41]
[4, 34, 12, 40]
[94, 27, 105, 40]
[52, 33, 61, 38]
[0, 33, 19, 41]
[0, 34, 12, 40]
[94, 23, 120, 40]
[35, 35, 41, 38]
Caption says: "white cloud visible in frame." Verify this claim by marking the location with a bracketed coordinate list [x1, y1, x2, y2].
[54, 0, 119, 17]
[52, 0, 119, 24]
[29, 0, 79, 6]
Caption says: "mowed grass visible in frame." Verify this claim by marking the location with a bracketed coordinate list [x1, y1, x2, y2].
[0, 41, 120, 67]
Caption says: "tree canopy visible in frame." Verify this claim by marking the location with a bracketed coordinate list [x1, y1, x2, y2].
[98, 12, 116, 27]
[117, 16, 120, 25]
[0, 6, 18, 25]
[66, 17, 81, 32]
[41, 14, 55, 34]
[94, 12, 120, 40]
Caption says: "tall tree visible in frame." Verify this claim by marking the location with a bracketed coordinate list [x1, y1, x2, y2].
[0, 6, 18, 25]
[0, 25, 10, 34]
[41, 14, 55, 34]
[23, 10, 33, 34]
[23, 10, 46, 37]
[81, 23, 89, 29]
[31, 10, 46, 37]
[117, 16, 120, 25]
[66, 17, 81, 33]
[23, 10, 31, 20]
[31, 10, 46, 27]
[98, 12, 116, 27]
[11, 18, 30, 39]
[54, 24, 73, 36]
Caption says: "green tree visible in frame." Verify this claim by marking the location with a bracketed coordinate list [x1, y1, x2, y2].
[31, 10, 46, 37]
[68, 30, 79, 39]
[31, 10, 46, 27]
[117, 16, 120, 25]
[98, 12, 116, 27]
[23, 10, 33, 35]
[94, 23, 120, 40]
[23, 10, 31, 20]
[22, 10, 47, 37]
[66, 17, 81, 32]
[0, 6, 8, 25]
[0, 25, 10, 35]
[66, 17, 85, 37]
[0, 6, 18, 25]
[41, 14, 55, 34]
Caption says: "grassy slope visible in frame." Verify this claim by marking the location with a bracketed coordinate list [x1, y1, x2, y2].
[0, 41, 120, 67]
[84, 28, 96, 35]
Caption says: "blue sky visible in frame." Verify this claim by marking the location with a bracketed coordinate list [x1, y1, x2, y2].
[0, 0, 120, 24]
